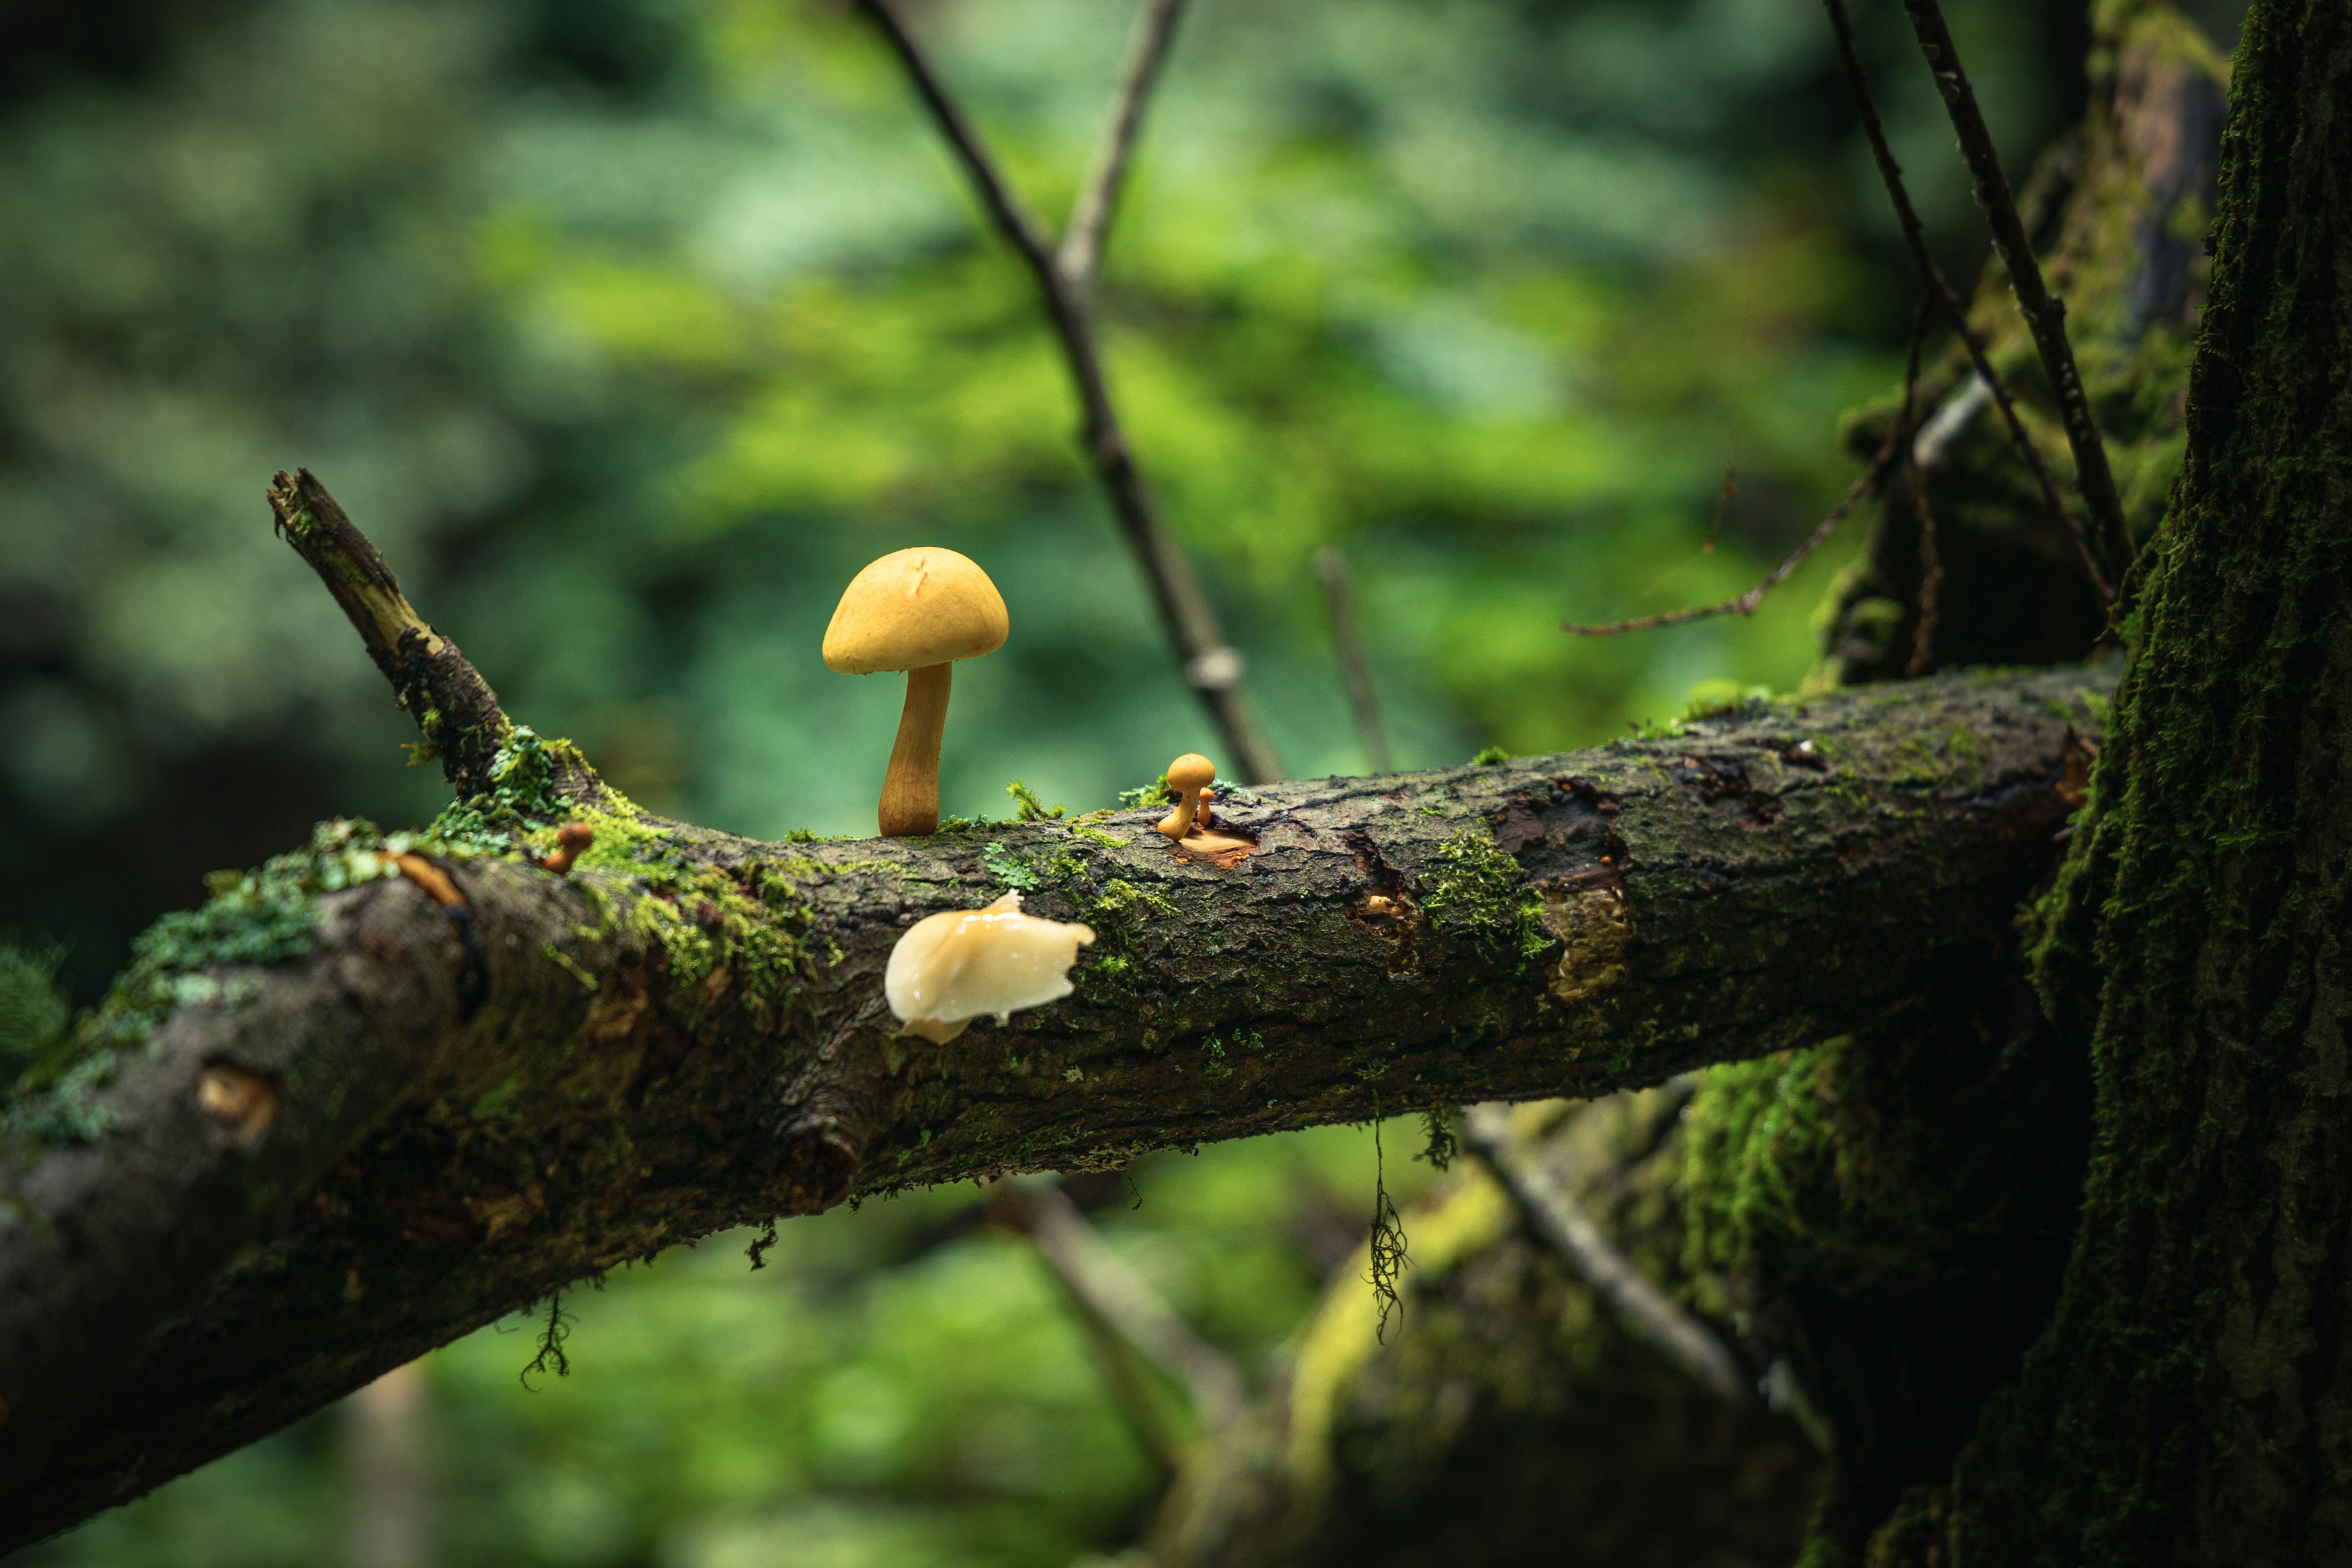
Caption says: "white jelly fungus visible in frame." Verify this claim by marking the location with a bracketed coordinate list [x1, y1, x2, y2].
[885, 892, 1097, 1044]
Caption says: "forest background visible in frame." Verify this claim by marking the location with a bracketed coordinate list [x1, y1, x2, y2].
[0, 0, 2247, 1563]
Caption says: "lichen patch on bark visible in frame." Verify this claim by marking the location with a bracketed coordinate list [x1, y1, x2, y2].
[1543, 888, 1632, 1005]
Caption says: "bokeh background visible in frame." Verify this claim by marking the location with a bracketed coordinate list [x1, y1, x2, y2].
[0, 0, 2244, 1564]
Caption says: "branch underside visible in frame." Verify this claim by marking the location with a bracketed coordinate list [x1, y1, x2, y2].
[0, 665, 2107, 1546]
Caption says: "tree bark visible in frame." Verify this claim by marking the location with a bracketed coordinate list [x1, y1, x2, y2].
[0, 647, 2103, 1549]
[1882, 2, 2352, 1561]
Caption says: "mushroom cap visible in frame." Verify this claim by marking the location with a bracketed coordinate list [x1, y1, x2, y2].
[823, 547, 1009, 674]
[1166, 753, 1217, 793]
[886, 892, 1096, 1033]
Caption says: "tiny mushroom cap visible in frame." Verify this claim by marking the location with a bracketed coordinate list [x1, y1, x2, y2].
[1157, 752, 1218, 839]
[886, 893, 1096, 1044]
[822, 548, 1008, 674]
[822, 547, 1011, 838]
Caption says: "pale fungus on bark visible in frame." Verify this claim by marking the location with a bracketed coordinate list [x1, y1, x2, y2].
[884, 892, 1098, 1044]
[196, 1064, 278, 1150]
[823, 547, 1010, 837]
[1156, 752, 1218, 840]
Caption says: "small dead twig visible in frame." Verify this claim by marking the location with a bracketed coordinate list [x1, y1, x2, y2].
[1900, 297, 1943, 674]
[1895, 0, 2135, 589]
[853, 0, 1281, 783]
[1312, 546, 1395, 773]
[1563, 446, 1894, 638]
[1058, 0, 1189, 294]
[1460, 1104, 1752, 1408]
[1822, 0, 2113, 605]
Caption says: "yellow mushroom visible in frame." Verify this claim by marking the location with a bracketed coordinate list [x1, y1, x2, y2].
[1156, 753, 1218, 840]
[823, 548, 1009, 837]
[885, 893, 1096, 1044]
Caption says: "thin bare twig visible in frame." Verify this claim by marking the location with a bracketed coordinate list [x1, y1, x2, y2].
[1901, 297, 1943, 674]
[1058, 0, 1189, 293]
[1896, 0, 2135, 589]
[854, 0, 1282, 783]
[993, 1178, 1249, 1434]
[1562, 443, 1894, 638]
[1312, 546, 1394, 772]
[1822, 0, 2113, 605]
[1459, 1105, 1753, 1408]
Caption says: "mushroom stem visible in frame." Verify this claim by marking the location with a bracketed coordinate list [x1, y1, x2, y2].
[880, 662, 953, 837]
[1156, 787, 1200, 840]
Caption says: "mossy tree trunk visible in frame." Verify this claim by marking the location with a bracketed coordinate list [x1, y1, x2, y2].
[1877, 1, 2352, 1560]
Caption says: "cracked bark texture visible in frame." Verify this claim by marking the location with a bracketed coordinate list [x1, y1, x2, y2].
[0, 662, 2103, 1550]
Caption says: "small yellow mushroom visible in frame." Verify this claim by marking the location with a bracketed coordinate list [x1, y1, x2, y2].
[1156, 753, 1218, 840]
[823, 548, 1010, 837]
[886, 892, 1096, 1044]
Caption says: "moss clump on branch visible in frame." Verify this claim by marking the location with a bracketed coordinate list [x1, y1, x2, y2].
[1, 816, 439, 1139]
[1420, 827, 1553, 968]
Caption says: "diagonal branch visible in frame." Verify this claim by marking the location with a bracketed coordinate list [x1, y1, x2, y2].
[1899, 296, 1945, 674]
[1058, 0, 1190, 294]
[0, 491, 2109, 1547]
[853, 0, 1281, 783]
[1897, 0, 2136, 589]
[995, 1182, 1186, 1479]
[1820, 0, 2113, 605]
[993, 1177, 1247, 1433]
[1460, 1104, 1753, 1409]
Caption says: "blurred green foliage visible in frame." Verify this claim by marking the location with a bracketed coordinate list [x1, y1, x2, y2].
[0, 0, 2155, 1561]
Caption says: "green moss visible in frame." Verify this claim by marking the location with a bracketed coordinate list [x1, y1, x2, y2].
[1092, 878, 1174, 924]
[1469, 745, 1512, 766]
[428, 726, 594, 848]
[1420, 827, 1552, 967]
[1679, 1047, 1846, 1310]
[0, 940, 70, 1098]
[1683, 680, 1774, 722]
[982, 842, 1040, 890]
[1117, 774, 1173, 809]
[1005, 780, 1064, 821]
[4, 816, 438, 1141]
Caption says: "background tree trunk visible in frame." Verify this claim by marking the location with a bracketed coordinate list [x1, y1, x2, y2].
[1882, 1, 2352, 1560]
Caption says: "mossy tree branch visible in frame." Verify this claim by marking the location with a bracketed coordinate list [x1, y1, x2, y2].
[0, 491, 2108, 1545]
